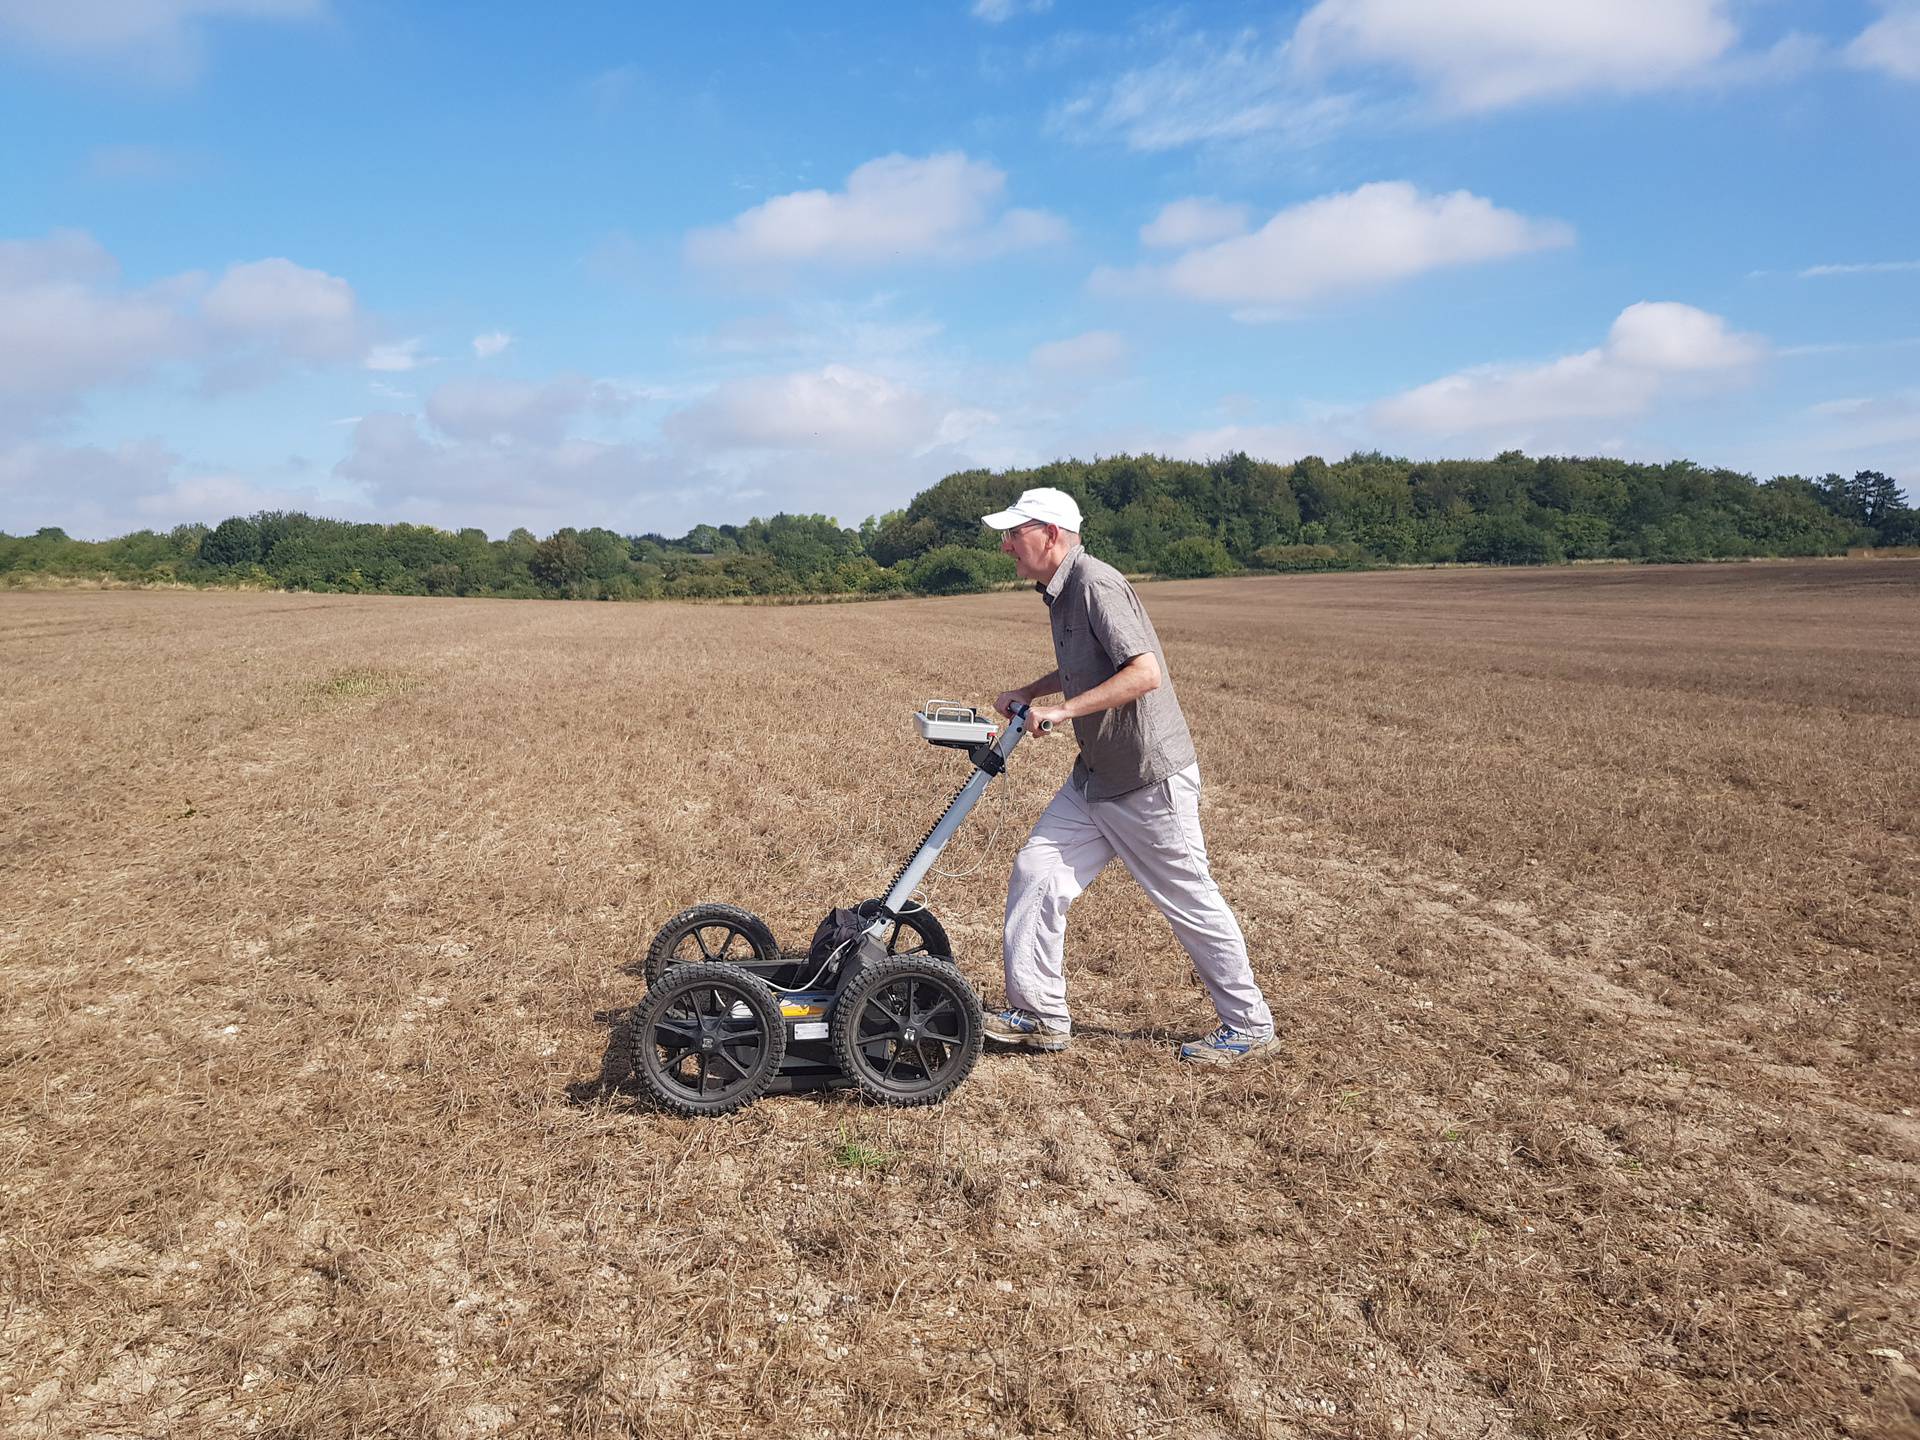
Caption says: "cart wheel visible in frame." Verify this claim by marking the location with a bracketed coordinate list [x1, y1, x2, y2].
[627, 964, 786, 1117]
[856, 899, 952, 961]
[643, 904, 780, 986]
[830, 956, 984, 1107]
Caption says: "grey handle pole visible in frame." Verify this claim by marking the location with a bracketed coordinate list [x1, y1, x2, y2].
[875, 703, 1043, 921]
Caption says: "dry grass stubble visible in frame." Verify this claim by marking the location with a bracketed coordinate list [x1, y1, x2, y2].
[1, 561, 1916, 1438]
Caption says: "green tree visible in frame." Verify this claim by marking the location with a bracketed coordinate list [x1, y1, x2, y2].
[1849, 470, 1903, 530]
[531, 529, 592, 592]
[1554, 512, 1612, 559]
[577, 527, 633, 585]
[908, 545, 1015, 595]
[868, 513, 940, 567]
[1288, 456, 1336, 524]
[1159, 535, 1236, 578]
[168, 523, 210, 560]
[680, 523, 737, 555]
[1254, 543, 1360, 572]
[1459, 514, 1561, 565]
[200, 517, 262, 567]
[1876, 505, 1920, 546]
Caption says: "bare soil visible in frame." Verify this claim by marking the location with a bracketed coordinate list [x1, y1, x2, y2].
[2, 560, 1916, 1439]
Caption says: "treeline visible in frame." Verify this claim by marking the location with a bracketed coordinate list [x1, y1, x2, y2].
[3, 453, 1914, 600]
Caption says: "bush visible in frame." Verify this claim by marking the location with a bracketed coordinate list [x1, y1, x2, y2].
[1876, 506, 1920, 547]
[861, 564, 910, 594]
[1157, 535, 1236, 578]
[1458, 515, 1562, 565]
[1554, 512, 1612, 560]
[1252, 543, 1362, 572]
[907, 545, 1015, 596]
[530, 530, 590, 590]
[665, 568, 749, 599]
[826, 556, 904, 594]
[199, 517, 262, 568]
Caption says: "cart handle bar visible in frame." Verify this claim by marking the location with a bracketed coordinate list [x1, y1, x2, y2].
[874, 698, 1049, 918]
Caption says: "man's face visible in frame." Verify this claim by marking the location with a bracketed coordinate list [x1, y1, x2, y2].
[999, 520, 1056, 582]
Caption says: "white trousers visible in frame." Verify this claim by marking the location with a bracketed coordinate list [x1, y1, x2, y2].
[1002, 763, 1274, 1034]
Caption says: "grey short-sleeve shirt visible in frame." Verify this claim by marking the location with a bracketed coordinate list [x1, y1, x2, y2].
[1041, 546, 1196, 800]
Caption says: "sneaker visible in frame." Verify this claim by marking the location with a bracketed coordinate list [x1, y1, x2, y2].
[1178, 1024, 1279, 1066]
[983, 1008, 1070, 1052]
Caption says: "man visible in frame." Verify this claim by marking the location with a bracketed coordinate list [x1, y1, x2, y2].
[981, 486, 1278, 1065]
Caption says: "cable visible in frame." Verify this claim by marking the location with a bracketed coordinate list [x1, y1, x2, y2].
[764, 931, 863, 995]
[927, 766, 1011, 881]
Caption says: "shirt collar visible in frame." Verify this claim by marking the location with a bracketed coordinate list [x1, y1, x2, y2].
[1038, 544, 1085, 607]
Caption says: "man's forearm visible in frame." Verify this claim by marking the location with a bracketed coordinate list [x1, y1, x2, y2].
[1056, 653, 1161, 720]
[1019, 670, 1062, 701]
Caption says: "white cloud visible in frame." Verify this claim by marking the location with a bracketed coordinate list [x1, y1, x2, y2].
[1847, 3, 1920, 80]
[202, 257, 362, 361]
[1, 438, 176, 535]
[1056, 2, 1782, 155]
[364, 337, 435, 373]
[0, 0, 324, 82]
[988, 207, 1072, 253]
[328, 354, 1027, 538]
[341, 410, 579, 499]
[1774, 336, 1920, 358]
[1141, 198, 1250, 250]
[424, 374, 625, 446]
[0, 230, 373, 438]
[1101, 182, 1570, 313]
[133, 466, 324, 525]
[1800, 258, 1920, 277]
[0, 228, 119, 289]
[1162, 423, 1328, 465]
[584, 63, 640, 117]
[1783, 390, 1919, 499]
[687, 305, 944, 362]
[0, 248, 186, 410]
[685, 152, 1067, 269]
[472, 330, 512, 359]
[85, 143, 199, 182]
[1715, 31, 1826, 88]
[1374, 302, 1764, 437]
[1292, 0, 1738, 112]
[331, 408, 702, 537]
[1029, 330, 1129, 379]
[664, 365, 939, 456]
[1605, 301, 1762, 372]
[1805, 390, 1920, 449]
[1051, 28, 1356, 152]
[970, 0, 1051, 23]
[0, 437, 338, 536]
[921, 406, 1001, 455]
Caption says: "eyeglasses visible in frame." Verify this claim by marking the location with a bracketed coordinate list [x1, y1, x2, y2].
[1006, 520, 1050, 538]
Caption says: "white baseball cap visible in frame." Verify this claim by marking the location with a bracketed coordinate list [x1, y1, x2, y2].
[981, 486, 1083, 532]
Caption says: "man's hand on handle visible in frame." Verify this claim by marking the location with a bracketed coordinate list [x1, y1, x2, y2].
[1020, 704, 1067, 737]
[996, 689, 1066, 739]
[995, 654, 1157, 741]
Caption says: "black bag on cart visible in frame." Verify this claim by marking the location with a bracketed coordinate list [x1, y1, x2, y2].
[807, 906, 866, 964]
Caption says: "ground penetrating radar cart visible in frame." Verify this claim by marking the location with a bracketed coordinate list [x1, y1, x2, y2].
[608, 700, 1051, 1116]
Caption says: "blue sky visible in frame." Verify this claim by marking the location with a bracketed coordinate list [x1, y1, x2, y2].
[2, 0, 1916, 540]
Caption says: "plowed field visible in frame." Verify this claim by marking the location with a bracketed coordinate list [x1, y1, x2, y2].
[3, 560, 1916, 1439]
